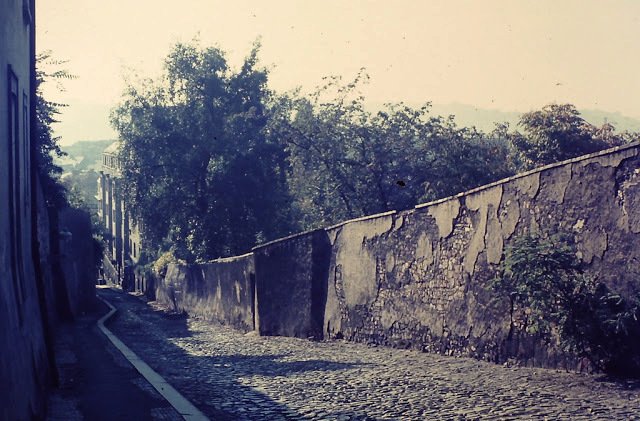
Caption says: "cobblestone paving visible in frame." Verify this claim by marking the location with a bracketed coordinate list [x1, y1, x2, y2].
[101, 289, 640, 420]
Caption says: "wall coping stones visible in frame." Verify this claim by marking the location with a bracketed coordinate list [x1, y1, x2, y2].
[325, 210, 397, 231]
[252, 228, 325, 252]
[414, 141, 640, 210]
[204, 252, 254, 264]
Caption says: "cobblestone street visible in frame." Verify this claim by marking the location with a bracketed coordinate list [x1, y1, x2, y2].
[100, 288, 640, 420]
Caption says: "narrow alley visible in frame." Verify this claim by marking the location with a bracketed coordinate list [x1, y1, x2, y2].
[49, 287, 639, 421]
[45, 294, 183, 421]
[5, 2, 640, 420]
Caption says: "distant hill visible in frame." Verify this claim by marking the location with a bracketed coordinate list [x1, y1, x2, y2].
[579, 109, 640, 132]
[369, 102, 640, 134]
[57, 139, 114, 172]
[428, 103, 520, 131]
[428, 103, 640, 133]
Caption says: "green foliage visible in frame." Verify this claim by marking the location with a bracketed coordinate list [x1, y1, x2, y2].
[112, 40, 296, 262]
[512, 104, 630, 169]
[152, 251, 184, 278]
[562, 283, 640, 376]
[35, 51, 75, 209]
[111, 41, 640, 263]
[492, 233, 583, 336]
[493, 233, 640, 377]
[269, 72, 516, 229]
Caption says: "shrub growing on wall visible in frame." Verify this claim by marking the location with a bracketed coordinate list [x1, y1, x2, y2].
[153, 251, 185, 279]
[563, 283, 640, 377]
[493, 232, 640, 377]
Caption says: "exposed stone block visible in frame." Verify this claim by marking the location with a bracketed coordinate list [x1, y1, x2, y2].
[426, 198, 460, 239]
[321, 142, 640, 368]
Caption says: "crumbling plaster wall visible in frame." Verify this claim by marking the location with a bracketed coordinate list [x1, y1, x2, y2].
[159, 253, 255, 331]
[152, 143, 639, 370]
[324, 143, 640, 366]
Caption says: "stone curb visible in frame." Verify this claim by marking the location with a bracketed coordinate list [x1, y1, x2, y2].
[96, 293, 209, 421]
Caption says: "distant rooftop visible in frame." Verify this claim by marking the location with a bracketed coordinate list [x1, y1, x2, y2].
[103, 141, 121, 155]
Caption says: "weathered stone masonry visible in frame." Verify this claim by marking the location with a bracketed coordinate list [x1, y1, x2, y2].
[158, 142, 640, 369]
[159, 253, 255, 332]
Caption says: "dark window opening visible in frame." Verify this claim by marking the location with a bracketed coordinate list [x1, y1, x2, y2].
[22, 92, 29, 220]
[7, 65, 24, 325]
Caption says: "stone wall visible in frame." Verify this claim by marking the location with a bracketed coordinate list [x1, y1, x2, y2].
[323, 143, 640, 368]
[253, 230, 331, 339]
[158, 253, 255, 331]
[1, 2, 102, 418]
[152, 143, 640, 370]
[59, 208, 98, 317]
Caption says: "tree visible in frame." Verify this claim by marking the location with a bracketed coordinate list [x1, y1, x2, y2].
[112, 40, 295, 262]
[269, 73, 516, 229]
[513, 104, 628, 169]
[35, 51, 74, 208]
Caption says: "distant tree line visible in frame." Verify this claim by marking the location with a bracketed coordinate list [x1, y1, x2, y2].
[111, 41, 638, 263]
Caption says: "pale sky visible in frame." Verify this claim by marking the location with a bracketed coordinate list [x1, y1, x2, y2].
[36, 0, 640, 145]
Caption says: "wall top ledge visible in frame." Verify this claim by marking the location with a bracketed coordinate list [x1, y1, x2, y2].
[215, 142, 639, 265]
[252, 228, 325, 252]
[325, 210, 397, 231]
[414, 141, 640, 211]
[204, 252, 254, 265]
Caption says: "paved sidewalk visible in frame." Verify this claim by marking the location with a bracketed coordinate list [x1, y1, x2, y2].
[100, 287, 640, 420]
[46, 296, 183, 421]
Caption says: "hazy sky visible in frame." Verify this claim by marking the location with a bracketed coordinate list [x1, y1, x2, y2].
[37, 0, 640, 145]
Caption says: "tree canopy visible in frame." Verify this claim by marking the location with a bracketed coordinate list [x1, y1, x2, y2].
[112, 40, 639, 260]
[269, 73, 516, 229]
[513, 104, 633, 169]
[35, 51, 74, 208]
[112, 41, 295, 262]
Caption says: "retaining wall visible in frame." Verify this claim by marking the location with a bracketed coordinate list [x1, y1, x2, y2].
[59, 208, 98, 317]
[323, 143, 640, 367]
[155, 143, 640, 369]
[253, 229, 331, 338]
[158, 253, 255, 331]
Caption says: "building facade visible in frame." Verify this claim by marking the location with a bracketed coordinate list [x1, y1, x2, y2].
[1, 2, 149, 418]
[0, 1, 52, 419]
[97, 142, 145, 292]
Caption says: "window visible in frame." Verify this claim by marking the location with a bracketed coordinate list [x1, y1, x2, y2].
[22, 0, 33, 25]
[7, 65, 24, 324]
[22, 92, 29, 220]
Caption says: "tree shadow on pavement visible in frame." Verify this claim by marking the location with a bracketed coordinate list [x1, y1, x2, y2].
[97, 288, 366, 420]
[594, 375, 640, 391]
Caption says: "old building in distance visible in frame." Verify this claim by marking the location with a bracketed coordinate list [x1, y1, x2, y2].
[97, 141, 145, 292]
